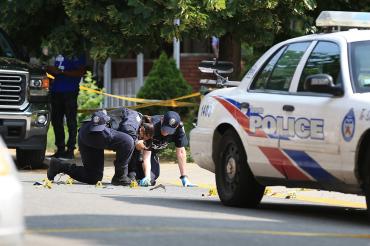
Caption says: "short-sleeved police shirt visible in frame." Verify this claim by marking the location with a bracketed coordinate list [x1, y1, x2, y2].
[148, 115, 188, 151]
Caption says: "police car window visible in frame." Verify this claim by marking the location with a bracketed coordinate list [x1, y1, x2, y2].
[298, 41, 340, 92]
[350, 41, 370, 93]
[251, 42, 310, 91]
[250, 47, 286, 90]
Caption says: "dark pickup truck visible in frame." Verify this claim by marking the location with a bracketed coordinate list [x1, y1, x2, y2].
[0, 28, 50, 168]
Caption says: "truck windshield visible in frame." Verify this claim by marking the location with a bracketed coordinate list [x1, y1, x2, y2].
[350, 40, 370, 93]
[0, 32, 16, 58]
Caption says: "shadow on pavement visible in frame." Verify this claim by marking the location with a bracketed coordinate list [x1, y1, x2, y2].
[104, 195, 370, 227]
[25, 213, 369, 246]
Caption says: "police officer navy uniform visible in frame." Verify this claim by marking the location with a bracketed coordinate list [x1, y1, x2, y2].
[130, 111, 197, 187]
[47, 111, 134, 185]
[109, 107, 154, 180]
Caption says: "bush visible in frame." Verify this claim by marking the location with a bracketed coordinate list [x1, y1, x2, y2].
[77, 71, 103, 123]
[137, 52, 193, 116]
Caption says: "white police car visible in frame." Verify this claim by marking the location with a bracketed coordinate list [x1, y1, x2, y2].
[190, 11, 370, 215]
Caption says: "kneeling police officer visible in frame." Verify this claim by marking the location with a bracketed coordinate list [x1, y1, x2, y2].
[47, 111, 138, 185]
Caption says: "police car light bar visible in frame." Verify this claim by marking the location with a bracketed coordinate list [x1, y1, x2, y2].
[316, 11, 370, 29]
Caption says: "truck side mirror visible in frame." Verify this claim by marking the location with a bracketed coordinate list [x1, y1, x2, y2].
[304, 74, 343, 96]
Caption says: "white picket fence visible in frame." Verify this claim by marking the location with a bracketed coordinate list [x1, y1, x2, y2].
[106, 77, 146, 108]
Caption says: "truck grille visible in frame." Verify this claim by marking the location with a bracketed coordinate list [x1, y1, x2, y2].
[0, 73, 26, 106]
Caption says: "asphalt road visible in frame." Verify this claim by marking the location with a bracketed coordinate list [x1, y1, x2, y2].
[21, 163, 370, 246]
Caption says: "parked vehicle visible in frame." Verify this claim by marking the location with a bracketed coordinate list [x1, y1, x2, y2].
[190, 11, 370, 215]
[0, 28, 50, 168]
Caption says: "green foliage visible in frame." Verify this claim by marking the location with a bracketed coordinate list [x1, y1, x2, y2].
[137, 52, 193, 116]
[77, 71, 103, 123]
[2, 0, 370, 64]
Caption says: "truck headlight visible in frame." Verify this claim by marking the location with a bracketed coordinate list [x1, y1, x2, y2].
[30, 75, 49, 99]
[30, 76, 49, 89]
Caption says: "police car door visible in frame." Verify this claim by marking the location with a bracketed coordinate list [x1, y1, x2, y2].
[243, 42, 313, 179]
[279, 41, 344, 183]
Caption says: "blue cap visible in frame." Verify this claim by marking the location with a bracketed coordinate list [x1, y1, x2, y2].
[161, 111, 180, 135]
[89, 111, 110, 132]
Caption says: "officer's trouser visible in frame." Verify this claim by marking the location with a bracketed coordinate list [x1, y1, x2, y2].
[67, 130, 134, 185]
[66, 141, 104, 184]
[129, 149, 160, 182]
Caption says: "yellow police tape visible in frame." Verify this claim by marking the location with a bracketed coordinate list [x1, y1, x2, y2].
[46, 72, 55, 80]
[79, 85, 200, 110]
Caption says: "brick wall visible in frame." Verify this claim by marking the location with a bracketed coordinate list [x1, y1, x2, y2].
[111, 54, 215, 92]
[180, 53, 215, 91]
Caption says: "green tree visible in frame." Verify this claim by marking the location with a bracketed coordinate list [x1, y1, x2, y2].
[0, 0, 85, 57]
[2, 0, 370, 76]
[137, 52, 193, 115]
[78, 71, 103, 123]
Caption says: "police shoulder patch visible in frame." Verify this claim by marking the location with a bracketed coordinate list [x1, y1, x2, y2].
[342, 108, 355, 142]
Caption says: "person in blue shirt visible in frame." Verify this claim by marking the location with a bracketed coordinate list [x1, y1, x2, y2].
[47, 54, 86, 159]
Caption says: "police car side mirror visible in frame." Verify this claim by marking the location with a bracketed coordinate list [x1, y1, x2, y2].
[198, 60, 234, 74]
[304, 74, 344, 96]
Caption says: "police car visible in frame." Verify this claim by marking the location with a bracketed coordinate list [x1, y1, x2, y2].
[190, 11, 370, 214]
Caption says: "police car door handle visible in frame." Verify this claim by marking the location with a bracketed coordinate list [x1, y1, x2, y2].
[283, 105, 295, 112]
[240, 102, 249, 109]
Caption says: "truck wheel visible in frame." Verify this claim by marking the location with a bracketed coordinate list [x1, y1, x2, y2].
[16, 149, 46, 169]
[215, 129, 265, 207]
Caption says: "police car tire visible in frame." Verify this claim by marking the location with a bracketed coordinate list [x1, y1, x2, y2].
[215, 129, 265, 208]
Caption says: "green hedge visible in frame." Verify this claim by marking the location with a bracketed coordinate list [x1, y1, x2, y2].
[137, 52, 193, 116]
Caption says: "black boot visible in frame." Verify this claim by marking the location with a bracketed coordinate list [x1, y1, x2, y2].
[60, 148, 75, 160]
[47, 158, 72, 181]
[47, 148, 65, 158]
[111, 165, 131, 186]
[111, 174, 131, 186]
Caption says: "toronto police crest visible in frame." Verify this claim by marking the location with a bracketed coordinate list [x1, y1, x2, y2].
[342, 108, 355, 142]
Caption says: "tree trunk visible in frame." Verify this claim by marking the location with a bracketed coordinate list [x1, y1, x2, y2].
[219, 33, 241, 80]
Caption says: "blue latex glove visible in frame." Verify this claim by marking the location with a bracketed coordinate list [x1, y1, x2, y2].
[139, 177, 151, 187]
[180, 176, 197, 187]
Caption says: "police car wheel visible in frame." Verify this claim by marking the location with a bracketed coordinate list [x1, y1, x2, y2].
[215, 129, 265, 207]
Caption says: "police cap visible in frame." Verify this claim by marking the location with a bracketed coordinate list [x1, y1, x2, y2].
[161, 111, 180, 135]
[90, 111, 110, 132]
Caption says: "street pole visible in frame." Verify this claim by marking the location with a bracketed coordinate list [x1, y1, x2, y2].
[103, 57, 112, 108]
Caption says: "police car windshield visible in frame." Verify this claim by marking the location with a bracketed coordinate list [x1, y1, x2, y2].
[350, 40, 370, 93]
[0, 32, 16, 58]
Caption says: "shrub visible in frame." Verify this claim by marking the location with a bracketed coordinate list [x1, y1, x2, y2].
[77, 71, 103, 124]
[137, 52, 193, 116]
